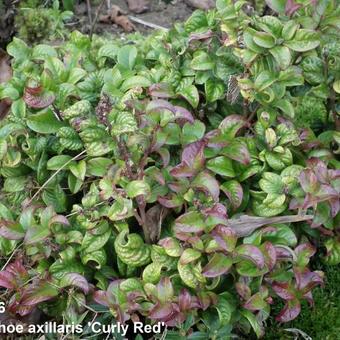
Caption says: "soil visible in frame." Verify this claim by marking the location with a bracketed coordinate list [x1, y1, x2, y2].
[73, 0, 194, 37]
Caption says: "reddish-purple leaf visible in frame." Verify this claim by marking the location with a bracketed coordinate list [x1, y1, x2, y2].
[188, 30, 213, 43]
[261, 242, 277, 271]
[149, 302, 174, 320]
[179, 289, 192, 311]
[211, 225, 237, 252]
[236, 282, 251, 300]
[272, 282, 295, 300]
[175, 211, 205, 233]
[276, 299, 301, 322]
[285, 0, 302, 16]
[243, 292, 267, 311]
[294, 243, 316, 267]
[60, 272, 90, 294]
[0, 220, 25, 240]
[148, 83, 175, 98]
[146, 99, 176, 114]
[20, 282, 59, 307]
[202, 253, 233, 278]
[158, 194, 183, 208]
[221, 140, 250, 165]
[191, 171, 220, 202]
[0, 271, 16, 289]
[23, 90, 55, 109]
[93, 290, 109, 306]
[170, 140, 205, 178]
[299, 169, 319, 194]
[236, 244, 265, 269]
[48, 215, 70, 227]
[294, 267, 324, 293]
[174, 106, 194, 125]
[219, 114, 247, 139]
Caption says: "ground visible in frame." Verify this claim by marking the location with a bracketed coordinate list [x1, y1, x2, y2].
[74, 0, 194, 36]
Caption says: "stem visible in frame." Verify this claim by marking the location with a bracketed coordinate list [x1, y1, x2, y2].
[27, 150, 86, 205]
[90, 0, 106, 40]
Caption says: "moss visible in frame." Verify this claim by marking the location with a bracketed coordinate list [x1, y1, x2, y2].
[294, 96, 328, 133]
[264, 263, 340, 340]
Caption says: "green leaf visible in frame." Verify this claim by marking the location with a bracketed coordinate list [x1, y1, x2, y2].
[68, 173, 83, 194]
[333, 80, 340, 94]
[253, 32, 276, 48]
[255, 71, 276, 92]
[207, 156, 235, 177]
[120, 76, 152, 91]
[27, 109, 65, 134]
[69, 160, 86, 181]
[191, 52, 214, 71]
[182, 120, 205, 145]
[282, 20, 299, 40]
[3, 176, 26, 192]
[180, 248, 201, 265]
[126, 180, 151, 198]
[47, 155, 75, 170]
[221, 180, 243, 209]
[32, 44, 57, 59]
[82, 249, 107, 269]
[284, 29, 320, 52]
[205, 79, 225, 102]
[180, 85, 199, 108]
[274, 98, 295, 118]
[240, 309, 263, 338]
[269, 46, 291, 70]
[82, 229, 111, 254]
[117, 45, 138, 70]
[97, 43, 119, 59]
[259, 172, 284, 194]
[7, 37, 31, 62]
[42, 185, 67, 213]
[86, 158, 112, 176]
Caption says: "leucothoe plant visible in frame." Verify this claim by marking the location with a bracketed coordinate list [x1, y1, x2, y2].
[0, 0, 338, 338]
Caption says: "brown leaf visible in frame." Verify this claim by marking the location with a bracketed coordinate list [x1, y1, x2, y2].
[144, 204, 169, 243]
[114, 15, 136, 32]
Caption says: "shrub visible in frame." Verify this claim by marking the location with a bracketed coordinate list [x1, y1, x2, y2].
[0, 0, 339, 338]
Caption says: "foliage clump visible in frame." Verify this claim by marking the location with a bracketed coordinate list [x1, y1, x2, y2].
[15, 0, 72, 44]
[0, 0, 339, 338]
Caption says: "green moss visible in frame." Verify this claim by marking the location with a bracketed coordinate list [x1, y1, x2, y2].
[264, 263, 340, 340]
[294, 96, 328, 133]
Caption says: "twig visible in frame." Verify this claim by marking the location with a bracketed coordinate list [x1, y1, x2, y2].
[86, 0, 93, 26]
[1, 243, 22, 271]
[90, 0, 106, 40]
[128, 16, 168, 30]
[27, 150, 87, 205]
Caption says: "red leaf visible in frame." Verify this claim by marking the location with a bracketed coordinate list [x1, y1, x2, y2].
[276, 299, 301, 322]
[272, 282, 295, 300]
[23, 90, 55, 109]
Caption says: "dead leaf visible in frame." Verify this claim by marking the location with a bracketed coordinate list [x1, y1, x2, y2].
[115, 16, 136, 32]
[144, 204, 169, 243]
[99, 5, 136, 32]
